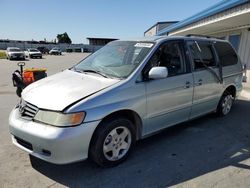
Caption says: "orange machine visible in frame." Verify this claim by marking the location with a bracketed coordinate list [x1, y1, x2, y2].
[12, 62, 47, 97]
[22, 68, 47, 85]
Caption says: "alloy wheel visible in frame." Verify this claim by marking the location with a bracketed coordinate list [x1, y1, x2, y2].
[103, 126, 132, 161]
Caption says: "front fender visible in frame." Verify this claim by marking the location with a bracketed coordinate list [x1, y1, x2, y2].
[65, 82, 147, 123]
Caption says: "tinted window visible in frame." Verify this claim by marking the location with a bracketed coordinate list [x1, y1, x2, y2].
[29, 49, 39, 52]
[145, 41, 185, 77]
[9, 48, 21, 52]
[214, 42, 238, 66]
[189, 42, 216, 70]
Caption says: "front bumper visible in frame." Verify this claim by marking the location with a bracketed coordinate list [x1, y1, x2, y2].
[9, 108, 100, 164]
[10, 54, 25, 59]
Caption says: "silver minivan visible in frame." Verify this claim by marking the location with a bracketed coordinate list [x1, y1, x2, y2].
[9, 36, 243, 167]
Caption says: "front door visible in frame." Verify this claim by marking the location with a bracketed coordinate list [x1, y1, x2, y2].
[143, 40, 193, 135]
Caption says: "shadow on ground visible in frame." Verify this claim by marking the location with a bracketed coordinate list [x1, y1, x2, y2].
[30, 99, 250, 188]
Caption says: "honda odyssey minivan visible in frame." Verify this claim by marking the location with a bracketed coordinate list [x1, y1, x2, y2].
[9, 36, 243, 167]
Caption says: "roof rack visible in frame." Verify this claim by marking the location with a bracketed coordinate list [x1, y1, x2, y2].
[185, 34, 220, 39]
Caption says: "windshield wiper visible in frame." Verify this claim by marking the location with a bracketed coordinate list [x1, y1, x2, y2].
[83, 69, 109, 78]
[73, 68, 109, 78]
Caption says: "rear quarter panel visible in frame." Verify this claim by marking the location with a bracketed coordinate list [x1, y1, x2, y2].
[222, 61, 243, 97]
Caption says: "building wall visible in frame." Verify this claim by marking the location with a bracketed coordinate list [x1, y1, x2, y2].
[145, 22, 178, 36]
[144, 26, 157, 37]
[210, 28, 250, 81]
[157, 22, 178, 33]
[238, 29, 250, 82]
[0, 41, 102, 52]
[88, 38, 117, 46]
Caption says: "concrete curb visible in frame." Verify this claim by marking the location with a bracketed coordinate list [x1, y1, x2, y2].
[240, 90, 250, 100]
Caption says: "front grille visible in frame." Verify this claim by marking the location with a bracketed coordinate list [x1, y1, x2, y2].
[19, 100, 39, 120]
[14, 136, 33, 151]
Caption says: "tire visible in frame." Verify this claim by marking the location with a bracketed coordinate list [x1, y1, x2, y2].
[216, 91, 234, 116]
[89, 117, 136, 167]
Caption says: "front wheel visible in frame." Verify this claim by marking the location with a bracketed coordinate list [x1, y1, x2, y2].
[216, 91, 234, 116]
[89, 117, 136, 167]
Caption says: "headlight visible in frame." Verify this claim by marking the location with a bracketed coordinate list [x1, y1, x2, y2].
[34, 110, 85, 127]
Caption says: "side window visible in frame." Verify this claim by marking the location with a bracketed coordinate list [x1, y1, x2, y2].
[214, 41, 238, 66]
[145, 41, 186, 77]
[189, 41, 216, 70]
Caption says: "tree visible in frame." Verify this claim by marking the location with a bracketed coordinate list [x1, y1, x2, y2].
[57, 32, 72, 44]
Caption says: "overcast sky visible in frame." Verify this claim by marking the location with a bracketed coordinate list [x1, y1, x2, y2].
[0, 0, 221, 43]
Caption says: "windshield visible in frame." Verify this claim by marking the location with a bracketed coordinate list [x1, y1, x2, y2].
[29, 49, 39, 52]
[73, 41, 154, 78]
[9, 48, 21, 52]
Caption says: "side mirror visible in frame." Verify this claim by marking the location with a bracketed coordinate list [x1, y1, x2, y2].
[148, 67, 168, 79]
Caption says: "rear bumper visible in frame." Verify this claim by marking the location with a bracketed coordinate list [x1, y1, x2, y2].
[9, 108, 100, 164]
[30, 54, 42, 58]
[49, 51, 61, 55]
[235, 80, 243, 99]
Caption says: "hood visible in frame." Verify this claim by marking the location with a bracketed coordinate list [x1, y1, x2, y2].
[9, 51, 24, 55]
[22, 69, 120, 111]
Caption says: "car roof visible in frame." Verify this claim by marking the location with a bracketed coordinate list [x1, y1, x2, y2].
[117, 35, 227, 43]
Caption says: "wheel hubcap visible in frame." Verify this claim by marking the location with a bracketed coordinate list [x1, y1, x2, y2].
[222, 95, 233, 115]
[103, 126, 132, 161]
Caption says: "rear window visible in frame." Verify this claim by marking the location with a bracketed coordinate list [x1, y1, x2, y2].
[9, 48, 21, 52]
[214, 42, 238, 66]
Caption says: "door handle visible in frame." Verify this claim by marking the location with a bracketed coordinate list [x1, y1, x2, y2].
[184, 81, 191, 88]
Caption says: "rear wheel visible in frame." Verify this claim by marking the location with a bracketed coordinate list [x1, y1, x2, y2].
[217, 91, 234, 116]
[89, 117, 136, 167]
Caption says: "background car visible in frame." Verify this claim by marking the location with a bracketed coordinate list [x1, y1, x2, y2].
[25, 48, 42, 59]
[6, 47, 25, 60]
[37, 47, 49, 54]
[49, 47, 62, 55]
